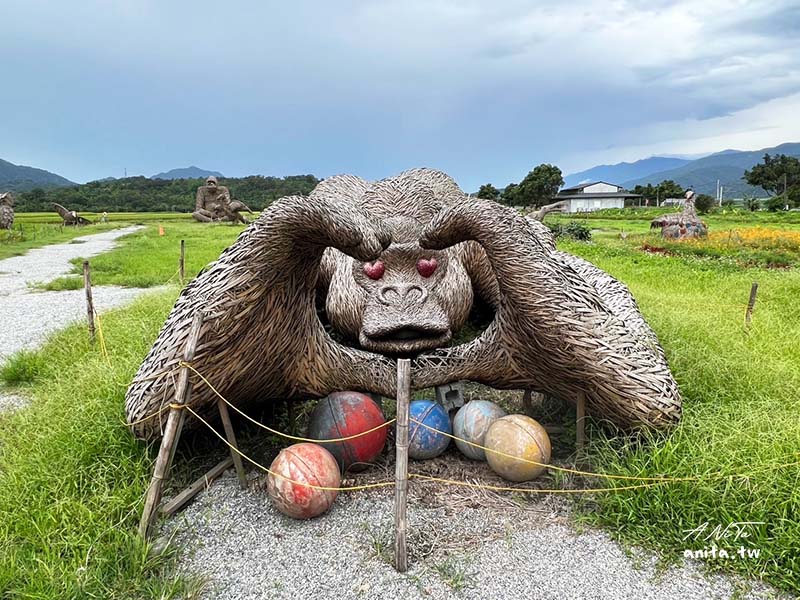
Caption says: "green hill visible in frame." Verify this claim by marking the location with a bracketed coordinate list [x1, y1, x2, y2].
[0, 158, 75, 192]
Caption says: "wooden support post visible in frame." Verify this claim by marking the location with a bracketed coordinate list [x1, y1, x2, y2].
[745, 282, 758, 329]
[83, 261, 96, 344]
[217, 398, 248, 489]
[394, 358, 411, 573]
[138, 311, 205, 538]
[160, 457, 233, 517]
[179, 239, 185, 284]
[576, 391, 586, 454]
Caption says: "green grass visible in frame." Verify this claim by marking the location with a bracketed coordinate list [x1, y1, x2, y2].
[559, 239, 800, 591]
[1, 216, 799, 594]
[0, 289, 202, 598]
[43, 221, 246, 289]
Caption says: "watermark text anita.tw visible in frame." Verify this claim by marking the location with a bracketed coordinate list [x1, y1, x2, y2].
[681, 521, 765, 560]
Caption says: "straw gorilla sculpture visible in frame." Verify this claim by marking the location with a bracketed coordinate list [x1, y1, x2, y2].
[126, 169, 681, 439]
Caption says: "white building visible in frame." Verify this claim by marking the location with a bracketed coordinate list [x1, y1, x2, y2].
[555, 182, 641, 213]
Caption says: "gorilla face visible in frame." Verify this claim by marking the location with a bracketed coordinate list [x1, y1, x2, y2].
[326, 216, 474, 356]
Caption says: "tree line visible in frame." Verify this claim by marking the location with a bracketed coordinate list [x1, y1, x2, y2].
[13, 175, 320, 213]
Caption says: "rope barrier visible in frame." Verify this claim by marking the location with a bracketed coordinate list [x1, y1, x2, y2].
[181, 361, 396, 443]
[409, 474, 667, 494]
[128, 362, 799, 492]
[408, 417, 698, 483]
[184, 405, 395, 492]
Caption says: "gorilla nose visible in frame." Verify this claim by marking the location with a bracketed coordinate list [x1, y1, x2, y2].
[378, 283, 428, 306]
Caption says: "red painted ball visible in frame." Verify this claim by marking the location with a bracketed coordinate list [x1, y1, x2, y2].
[267, 443, 340, 519]
[308, 391, 387, 472]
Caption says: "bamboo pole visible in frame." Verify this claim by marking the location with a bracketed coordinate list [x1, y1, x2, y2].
[576, 391, 586, 454]
[179, 239, 185, 284]
[138, 311, 205, 538]
[82, 261, 95, 344]
[394, 359, 411, 572]
[217, 398, 248, 489]
[745, 282, 758, 329]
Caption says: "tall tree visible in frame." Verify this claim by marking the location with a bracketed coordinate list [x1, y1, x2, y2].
[477, 183, 500, 200]
[744, 153, 800, 198]
[514, 164, 564, 207]
[500, 183, 520, 205]
[656, 180, 685, 200]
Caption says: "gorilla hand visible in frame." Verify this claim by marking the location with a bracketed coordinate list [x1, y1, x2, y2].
[415, 199, 681, 431]
[125, 191, 395, 439]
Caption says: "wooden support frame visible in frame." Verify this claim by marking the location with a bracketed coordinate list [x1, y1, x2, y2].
[138, 311, 205, 538]
[138, 310, 254, 538]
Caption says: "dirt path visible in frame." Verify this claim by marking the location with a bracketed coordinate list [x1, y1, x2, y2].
[0, 226, 152, 411]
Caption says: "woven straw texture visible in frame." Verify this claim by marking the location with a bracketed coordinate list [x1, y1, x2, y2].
[126, 168, 681, 439]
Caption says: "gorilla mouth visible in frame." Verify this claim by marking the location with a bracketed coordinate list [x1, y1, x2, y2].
[360, 325, 451, 354]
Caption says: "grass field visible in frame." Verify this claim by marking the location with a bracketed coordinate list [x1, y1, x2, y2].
[42, 221, 247, 290]
[0, 212, 799, 596]
[0, 212, 196, 262]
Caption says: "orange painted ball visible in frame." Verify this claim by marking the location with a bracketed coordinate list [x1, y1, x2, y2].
[484, 415, 552, 482]
[266, 443, 341, 519]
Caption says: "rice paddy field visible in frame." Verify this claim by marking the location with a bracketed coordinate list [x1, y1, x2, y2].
[0, 209, 798, 597]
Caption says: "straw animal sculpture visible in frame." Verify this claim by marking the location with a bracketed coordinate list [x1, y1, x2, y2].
[52, 202, 91, 226]
[651, 191, 707, 239]
[0, 192, 14, 230]
[126, 168, 681, 439]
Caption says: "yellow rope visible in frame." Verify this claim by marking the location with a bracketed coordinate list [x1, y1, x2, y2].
[125, 362, 799, 491]
[181, 361, 396, 443]
[408, 417, 697, 483]
[409, 473, 667, 494]
[184, 406, 395, 492]
[93, 309, 112, 367]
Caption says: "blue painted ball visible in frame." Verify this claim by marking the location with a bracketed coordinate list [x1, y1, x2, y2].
[452, 400, 507, 460]
[408, 399, 451, 460]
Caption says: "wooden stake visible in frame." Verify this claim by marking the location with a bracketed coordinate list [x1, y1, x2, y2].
[160, 457, 233, 517]
[576, 391, 586, 454]
[217, 398, 248, 489]
[83, 261, 96, 344]
[745, 282, 758, 329]
[179, 239, 185, 284]
[394, 358, 411, 572]
[138, 311, 205, 538]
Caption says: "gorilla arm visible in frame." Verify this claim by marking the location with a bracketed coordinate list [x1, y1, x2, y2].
[125, 195, 394, 439]
[414, 199, 681, 431]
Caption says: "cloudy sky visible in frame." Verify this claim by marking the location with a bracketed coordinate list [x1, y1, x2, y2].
[2, 0, 799, 189]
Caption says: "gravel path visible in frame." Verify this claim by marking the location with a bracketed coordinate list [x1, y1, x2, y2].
[0, 226, 151, 412]
[163, 474, 789, 600]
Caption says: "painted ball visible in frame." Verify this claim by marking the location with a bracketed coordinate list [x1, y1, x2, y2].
[308, 391, 387, 472]
[452, 400, 508, 461]
[266, 443, 340, 519]
[408, 399, 451, 460]
[484, 415, 552, 482]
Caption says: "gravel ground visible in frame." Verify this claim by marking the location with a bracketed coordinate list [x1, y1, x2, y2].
[0, 226, 149, 364]
[0, 392, 29, 413]
[162, 473, 789, 600]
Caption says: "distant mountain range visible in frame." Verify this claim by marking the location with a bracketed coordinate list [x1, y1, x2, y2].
[563, 157, 692, 188]
[150, 166, 224, 180]
[565, 142, 800, 198]
[0, 158, 76, 192]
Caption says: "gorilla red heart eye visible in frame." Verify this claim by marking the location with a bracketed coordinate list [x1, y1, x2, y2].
[417, 257, 438, 278]
[363, 261, 385, 280]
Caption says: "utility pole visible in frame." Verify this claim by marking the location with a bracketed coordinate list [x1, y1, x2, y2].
[783, 173, 788, 209]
